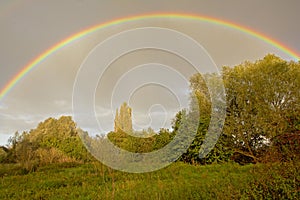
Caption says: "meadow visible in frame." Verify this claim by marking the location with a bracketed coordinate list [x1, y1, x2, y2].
[1, 161, 299, 199]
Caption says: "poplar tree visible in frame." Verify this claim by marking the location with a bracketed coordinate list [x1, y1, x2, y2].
[114, 102, 133, 133]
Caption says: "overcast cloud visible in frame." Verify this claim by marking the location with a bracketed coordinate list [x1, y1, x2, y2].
[0, 0, 299, 145]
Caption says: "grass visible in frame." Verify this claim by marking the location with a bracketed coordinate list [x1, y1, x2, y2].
[0, 161, 299, 199]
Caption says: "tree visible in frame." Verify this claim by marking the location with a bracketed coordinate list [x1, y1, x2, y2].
[3, 116, 93, 168]
[175, 73, 231, 164]
[114, 102, 133, 133]
[223, 54, 300, 163]
[109, 103, 174, 154]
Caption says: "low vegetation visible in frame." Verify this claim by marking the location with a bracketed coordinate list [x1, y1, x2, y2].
[0, 161, 299, 199]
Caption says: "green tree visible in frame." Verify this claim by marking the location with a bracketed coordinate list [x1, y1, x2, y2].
[223, 54, 300, 163]
[26, 116, 91, 161]
[4, 116, 93, 168]
[174, 73, 231, 164]
[114, 102, 133, 133]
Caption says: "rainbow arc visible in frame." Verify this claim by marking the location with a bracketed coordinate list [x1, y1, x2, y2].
[0, 13, 299, 100]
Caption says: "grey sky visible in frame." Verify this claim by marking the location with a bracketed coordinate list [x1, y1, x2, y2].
[0, 0, 299, 145]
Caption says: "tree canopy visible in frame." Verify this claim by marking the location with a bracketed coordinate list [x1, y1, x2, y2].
[1, 54, 299, 168]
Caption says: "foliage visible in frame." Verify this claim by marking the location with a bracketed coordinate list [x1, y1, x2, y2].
[2, 54, 299, 171]
[3, 116, 93, 171]
[168, 54, 300, 165]
[0, 54, 300, 199]
[175, 73, 232, 164]
[27, 116, 91, 161]
[223, 54, 300, 163]
[0, 146, 8, 163]
[265, 132, 300, 162]
[0, 161, 299, 199]
[245, 161, 300, 199]
[114, 102, 133, 133]
[107, 128, 173, 153]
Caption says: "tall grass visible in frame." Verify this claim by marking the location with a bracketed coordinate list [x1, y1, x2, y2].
[0, 161, 299, 199]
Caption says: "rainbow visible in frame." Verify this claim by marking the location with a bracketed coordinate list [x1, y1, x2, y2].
[0, 13, 299, 101]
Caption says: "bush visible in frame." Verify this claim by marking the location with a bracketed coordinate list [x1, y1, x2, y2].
[0, 147, 8, 163]
[35, 147, 77, 165]
[244, 161, 300, 199]
[262, 132, 300, 163]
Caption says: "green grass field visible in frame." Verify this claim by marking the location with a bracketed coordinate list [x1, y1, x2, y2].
[0, 161, 299, 200]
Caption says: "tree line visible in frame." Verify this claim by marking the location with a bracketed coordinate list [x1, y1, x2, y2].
[0, 54, 299, 171]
